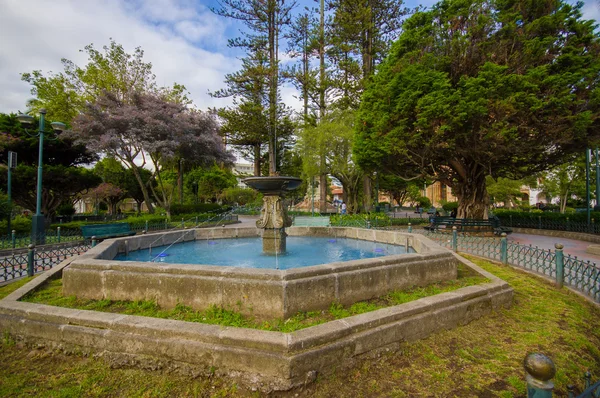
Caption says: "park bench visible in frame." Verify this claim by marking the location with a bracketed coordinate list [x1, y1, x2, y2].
[293, 216, 330, 227]
[80, 223, 136, 241]
[424, 216, 512, 236]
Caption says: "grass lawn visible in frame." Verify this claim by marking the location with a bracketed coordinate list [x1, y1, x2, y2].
[0, 256, 599, 397]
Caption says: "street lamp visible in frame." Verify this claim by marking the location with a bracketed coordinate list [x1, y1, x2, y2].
[374, 171, 379, 212]
[16, 109, 66, 245]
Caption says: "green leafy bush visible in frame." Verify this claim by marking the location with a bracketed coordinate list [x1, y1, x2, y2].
[0, 215, 32, 234]
[417, 196, 431, 208]
[441, 201, 458, 212]
[390, 218, 430, 226]
[330, 213, 391, 227]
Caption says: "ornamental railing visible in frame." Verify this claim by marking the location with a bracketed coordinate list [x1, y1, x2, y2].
[408, 226, 600, 303]
[0, 241, 91, 282]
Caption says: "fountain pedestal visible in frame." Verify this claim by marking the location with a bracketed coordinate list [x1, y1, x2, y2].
[256, 195, 292, 255]
[242, 176, 302, 255]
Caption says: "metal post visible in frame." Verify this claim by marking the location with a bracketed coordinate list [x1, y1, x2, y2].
[596, 148, 600, 211]
[165, 219, 168, 230]
[311, 176, 315, 216]
[11, 230, 16, 249]
[91, 236, 97, 247]
[524, 353, 555, 398]
[6, 152, 14, 236]
[408, 223, 412, 233]
[181, 218, 184, 228]
[145, 220, 149, 233]
[452, 226, 458, 252]
[195, 216, 198, 226]
[538, 216, 542, 230]
[32, 110, 46, 245]
[555, 243, 564, 288]
[27, 244, 35, 276]
[57, 226, 61, 243]
[374, 171, 379, 212]
[586, 148, 591, 228]
[501, 233, 508, 265]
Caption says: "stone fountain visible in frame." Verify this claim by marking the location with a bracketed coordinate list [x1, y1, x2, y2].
[242, 176, 302, 254]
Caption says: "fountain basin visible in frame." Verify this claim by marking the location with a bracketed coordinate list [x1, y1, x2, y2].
[63, 227, 458, 320]
[0, 227, 514, 392]
[242, 176, 302, 195]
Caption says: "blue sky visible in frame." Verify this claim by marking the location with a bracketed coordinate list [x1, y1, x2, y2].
[0, 0, 598, 115]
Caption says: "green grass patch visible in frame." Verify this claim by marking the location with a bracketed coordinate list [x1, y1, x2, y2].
[3, 256, 599, 396]
[0, 277, 35, 300]
[20, 263, 487, 333]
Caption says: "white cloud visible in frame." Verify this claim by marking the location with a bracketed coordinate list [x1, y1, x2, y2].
[1, 0, 599, 118]
[0, 0, 239, 114]
[582, 1, 600, 24]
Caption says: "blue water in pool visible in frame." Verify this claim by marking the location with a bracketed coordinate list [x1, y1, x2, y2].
[114, 236, 414, 270]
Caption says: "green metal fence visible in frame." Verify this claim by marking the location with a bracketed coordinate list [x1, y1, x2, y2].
[0, 241, 91, 282]
[413, 228, 600, 303]
[497, 214, 600, 235]
[0, 213, 239, 282]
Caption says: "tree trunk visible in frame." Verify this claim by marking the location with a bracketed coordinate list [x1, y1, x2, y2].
[130, 163, 154, 213]
[253, 144, 261, 176]
[319, 173, 327, 212]
[454, 165, 489, 219]
[363, 176, 372, 212]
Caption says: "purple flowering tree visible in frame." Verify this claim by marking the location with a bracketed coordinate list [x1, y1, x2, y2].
[71, 91, 234, 215]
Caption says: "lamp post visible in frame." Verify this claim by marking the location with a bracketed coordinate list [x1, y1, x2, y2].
[374, 171, 379, 212]
[16, 109, 65, 245]
[595, 148, 600, 211]
[586, 148, 591, 228]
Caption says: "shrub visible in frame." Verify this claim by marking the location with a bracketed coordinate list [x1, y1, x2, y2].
[441, 201, 458, 212]
[56, 203, 76, 216]
[0, 215, 32, 235]
[417, 196, 431, 208]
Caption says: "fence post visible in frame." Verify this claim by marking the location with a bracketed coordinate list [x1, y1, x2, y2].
[195, 216, 198, 226]
[566, 217, 570, 232]
[27, 244, 35, 277]
[181, 218, 185, 228]
[510, 214, 513, 227]
[145, 220, 149, 233]
[501, 233, 508, 265]
[408, 223, 412, 233]
[165, 219, 168, 230]
[555, 244, 564, 288]
[57, 226, 61, 243]
[452, 226, 458, 252]
[538, 216, 542, 230]
[11, 230, 16, 249]
[524, 353, 555, 398]
[91, 236, 98, 248]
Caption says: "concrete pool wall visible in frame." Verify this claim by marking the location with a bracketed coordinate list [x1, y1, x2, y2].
[61, 227, 457, 320]
[0, 251, 513, 391]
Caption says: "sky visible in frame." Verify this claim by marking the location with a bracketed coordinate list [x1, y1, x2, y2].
[1, 0, 599, 117]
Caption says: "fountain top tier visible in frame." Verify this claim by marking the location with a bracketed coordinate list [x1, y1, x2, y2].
[242, 176, 302, 195]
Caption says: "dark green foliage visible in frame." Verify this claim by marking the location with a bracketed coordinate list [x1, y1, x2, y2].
[417, 196, 432, 209]
[220, 187, 258, 206]
[56, 203, 76, 216]
[0, 215, 31, 234]
[441, 201, 459, 212]
[355, 0, 600, 219]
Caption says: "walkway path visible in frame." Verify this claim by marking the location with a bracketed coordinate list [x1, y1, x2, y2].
[228, 216, 600, 265]
[509, 233, 600, 265]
